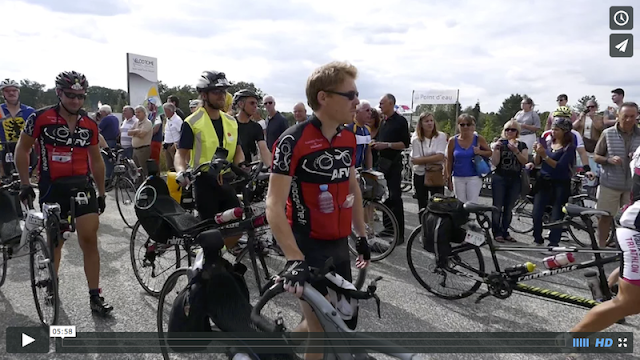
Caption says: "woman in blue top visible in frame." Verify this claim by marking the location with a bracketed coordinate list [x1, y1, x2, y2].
[531, 117, 576, 250]
[445, 114, 492, 204]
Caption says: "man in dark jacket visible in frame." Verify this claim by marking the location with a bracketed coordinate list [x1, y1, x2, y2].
[263, 95, 288, 150]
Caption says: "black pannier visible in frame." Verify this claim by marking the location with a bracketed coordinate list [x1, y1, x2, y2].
[421, 194, 469, 263]
[0, 189, 22, 244]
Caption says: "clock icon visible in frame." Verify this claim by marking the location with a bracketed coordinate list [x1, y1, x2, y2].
[610, 6, 634, 30]
[614, 10, 630, 27]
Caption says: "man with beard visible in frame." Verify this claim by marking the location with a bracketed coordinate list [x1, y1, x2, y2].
[174, 70, 246, 249]
[0, 79, 36, 178]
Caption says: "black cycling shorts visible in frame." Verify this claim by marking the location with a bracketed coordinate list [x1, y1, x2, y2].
[294, 234, 352, 296]
[39, 179, 98, 219]
[193, 172, 241, 220]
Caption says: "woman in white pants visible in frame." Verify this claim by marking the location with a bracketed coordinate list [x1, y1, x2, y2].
[445, 114, 492, 204]
[514, 96, 541, 150]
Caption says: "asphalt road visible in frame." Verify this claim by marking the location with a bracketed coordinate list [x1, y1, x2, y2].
[1, 189, 639, 360]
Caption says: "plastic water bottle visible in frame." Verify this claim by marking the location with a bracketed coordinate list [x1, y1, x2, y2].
[318, 184, 334, 214]
[504, 262, 536, 276]
[543, 253, 575, 270]
[584, 271, 604, 302]
[214, 207, 243, 224]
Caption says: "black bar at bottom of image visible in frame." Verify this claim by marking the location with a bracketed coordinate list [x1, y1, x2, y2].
[54, 332, 634, 354]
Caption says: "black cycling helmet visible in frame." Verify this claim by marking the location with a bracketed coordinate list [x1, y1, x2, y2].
[55, 71, 88, 91]
[195, 71, 231, 92]
[232, 89, 260, 107]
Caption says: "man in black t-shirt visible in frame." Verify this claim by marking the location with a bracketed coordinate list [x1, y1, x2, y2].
[233, 89, 271, 167]
[372, 93, 410, 242]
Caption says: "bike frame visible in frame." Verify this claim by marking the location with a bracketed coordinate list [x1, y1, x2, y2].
[448, 209, 620, 308]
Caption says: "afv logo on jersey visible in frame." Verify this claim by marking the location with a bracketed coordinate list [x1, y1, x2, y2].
[301, 148, 352, 181]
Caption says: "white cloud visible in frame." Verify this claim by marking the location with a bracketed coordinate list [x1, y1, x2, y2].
[1, 0, 638, 114]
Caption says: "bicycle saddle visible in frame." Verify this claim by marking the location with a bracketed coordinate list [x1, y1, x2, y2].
[196, 229, 224, 254]
[463, 202, 497, 213]
[563, 203, 610, 218]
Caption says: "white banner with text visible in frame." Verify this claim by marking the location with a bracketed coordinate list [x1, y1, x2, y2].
[126, 53, 162, 112]
[412, 90, 459, 106]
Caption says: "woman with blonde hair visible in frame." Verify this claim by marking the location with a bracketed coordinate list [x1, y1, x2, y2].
[410, 112, 447, 210]
[490, 119, 529, 242]
[446, 114, 492, 203]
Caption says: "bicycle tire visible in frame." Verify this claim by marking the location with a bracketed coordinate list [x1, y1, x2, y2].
[406, 226, 485, 300]
[30, 234, 59, 327]
[0, 246, 7, 288]
[157, 268, 189, 360]
[348, 200, 399, 262]
[130, 221, 182, 297]
[509, 198, 534, 234]
[115, 177, 137, 229]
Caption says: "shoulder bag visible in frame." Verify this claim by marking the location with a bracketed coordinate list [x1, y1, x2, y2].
[421, 138, 445, 187]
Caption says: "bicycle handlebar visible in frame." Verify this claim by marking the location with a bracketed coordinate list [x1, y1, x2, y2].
[250, 262, 379, 333]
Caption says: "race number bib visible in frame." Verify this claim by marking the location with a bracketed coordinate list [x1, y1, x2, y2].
[52, 151, 72, 163]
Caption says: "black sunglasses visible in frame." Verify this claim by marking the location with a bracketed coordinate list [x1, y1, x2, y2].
[587, 105, 596, 109]
[264, 101, 274, 105]
[505, 128, 518, 132]
[459, 123, 474, 127]
[325, 90, 359, 100]
[64, 92, 86, 100]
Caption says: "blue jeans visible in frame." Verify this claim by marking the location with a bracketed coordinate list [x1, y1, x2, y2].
[532, 179, 571, 246]
[121, 146, 133, 160]
[102, 139, 117, 180]
[491, 173, 521, 238]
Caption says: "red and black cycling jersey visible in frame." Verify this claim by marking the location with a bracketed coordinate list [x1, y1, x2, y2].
[271, 115, 356, 241]
[23, 104, 99, 186]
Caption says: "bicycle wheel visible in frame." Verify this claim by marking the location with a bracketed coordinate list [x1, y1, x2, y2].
[157, 268, 190, 360]
[231, 230, 286, 295]
[509, 198, 534, 234]
[348, 200, 398, 261]
[30, 235, 59, 327]
[115, 177, 137, 229]
[406, 226, 484, 300]
[0, 246, 7, 288]
[130, 221, 184, 296]
[567, 196, 601, 247]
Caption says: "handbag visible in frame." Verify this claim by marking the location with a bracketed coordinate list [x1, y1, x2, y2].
[473, 155, 491, 177]
[419, 139, 445, 187]
[520, 169, 531, 199]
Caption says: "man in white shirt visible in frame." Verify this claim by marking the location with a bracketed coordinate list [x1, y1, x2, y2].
[162, 102, 183, 171]
[119, 106, 136, 159]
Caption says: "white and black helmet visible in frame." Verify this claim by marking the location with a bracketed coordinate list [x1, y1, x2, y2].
[0, 79, 20, 90]
[195, 71, 231, 92]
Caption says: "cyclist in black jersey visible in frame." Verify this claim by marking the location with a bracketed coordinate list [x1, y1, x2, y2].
[233, 89, 271, 167]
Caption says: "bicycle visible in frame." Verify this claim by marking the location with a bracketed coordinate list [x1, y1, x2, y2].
[102, 147, 141, 228]
[406, 201, 621, 312]
[129, 157, 283, 297]
[0, 177, 84, 327]
[348, 168, 399, 261]
[400, 149, 413, 193]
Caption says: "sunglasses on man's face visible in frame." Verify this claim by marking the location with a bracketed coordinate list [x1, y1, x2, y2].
[587, 105, 596, 109]
[325, 90, 359, 101]
[64, 92, 86, 100]
[459, 123, 474, 127]
[264, 101, 274, 105]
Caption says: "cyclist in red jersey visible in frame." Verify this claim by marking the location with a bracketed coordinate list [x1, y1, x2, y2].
[266, 61, 370, 359]
[14, 71, 113, 316]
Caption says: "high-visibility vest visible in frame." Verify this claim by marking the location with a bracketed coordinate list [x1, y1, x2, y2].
[184, 107, 238, 169]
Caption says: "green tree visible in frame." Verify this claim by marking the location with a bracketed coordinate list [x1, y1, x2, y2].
[18, 79, 48, 108]
[497, 94, 525, 125]
[281, 111, 295, 126]
[87, 86, 127, 112]
[479, 113, 500, 141]
[573, 95, 596, 114]
[227, 81, 265, 100]
[472, 101, 481, 121]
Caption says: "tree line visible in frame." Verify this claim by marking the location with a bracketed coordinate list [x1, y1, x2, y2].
[10, 78, 600, 140]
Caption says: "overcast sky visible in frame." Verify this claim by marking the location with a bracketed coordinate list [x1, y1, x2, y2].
[1, 0, 638, 114]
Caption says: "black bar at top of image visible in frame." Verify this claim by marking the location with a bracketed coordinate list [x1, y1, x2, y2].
[53, 332, 634, 354]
